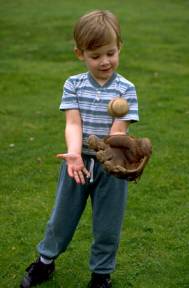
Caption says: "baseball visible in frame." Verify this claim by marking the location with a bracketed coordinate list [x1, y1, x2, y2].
[108, 97, 129, 117]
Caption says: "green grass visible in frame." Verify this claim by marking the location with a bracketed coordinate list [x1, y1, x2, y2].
[0, 0, 189, 287]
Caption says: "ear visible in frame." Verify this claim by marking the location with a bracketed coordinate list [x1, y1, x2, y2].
[118, 43, 122, 53]
[74, 48, 84, 61]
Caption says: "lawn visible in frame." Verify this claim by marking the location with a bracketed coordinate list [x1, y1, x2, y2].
[0, 0, 189, 287]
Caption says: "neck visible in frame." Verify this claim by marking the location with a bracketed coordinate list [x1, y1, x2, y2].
[88, 72, 116, 87]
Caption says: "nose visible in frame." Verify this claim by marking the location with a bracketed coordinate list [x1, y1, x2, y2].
[100, 56, 110, 66]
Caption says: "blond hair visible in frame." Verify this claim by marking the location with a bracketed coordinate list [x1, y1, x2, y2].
[74, 10, 122, 50]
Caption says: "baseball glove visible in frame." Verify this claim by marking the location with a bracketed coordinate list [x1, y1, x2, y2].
[88, 134, 152, 182]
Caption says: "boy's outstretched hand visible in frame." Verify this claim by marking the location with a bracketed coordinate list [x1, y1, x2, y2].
[56, 153, 90, 184]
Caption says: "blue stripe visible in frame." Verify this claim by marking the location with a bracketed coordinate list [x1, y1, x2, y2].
[60, 72, 139, 154]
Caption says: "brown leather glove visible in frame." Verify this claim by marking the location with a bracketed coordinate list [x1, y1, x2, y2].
[88, 134, 152, 182]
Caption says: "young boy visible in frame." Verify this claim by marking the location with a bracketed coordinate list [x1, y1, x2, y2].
[20, 10, 139, 288]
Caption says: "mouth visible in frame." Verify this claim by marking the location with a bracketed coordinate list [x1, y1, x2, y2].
[99, 67, 112, 72]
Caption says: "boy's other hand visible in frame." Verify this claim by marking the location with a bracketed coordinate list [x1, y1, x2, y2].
[56, 153, 90, 184]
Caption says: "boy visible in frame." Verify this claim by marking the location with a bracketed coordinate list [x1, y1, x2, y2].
[20, 10, 139, 288]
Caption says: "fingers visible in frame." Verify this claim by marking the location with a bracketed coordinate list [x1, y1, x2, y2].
[56, 153, 77, 160]
[82, 167, 90, 178]
[69, 167, 90, 185]
[56, 153, 90, 184]
[56, 154, 66, 159]
[56, 153, 75, 159]
[73, 170, 85, 184]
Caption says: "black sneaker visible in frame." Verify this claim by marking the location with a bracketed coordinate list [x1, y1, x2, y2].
[20, 257, 55, 288]
[87, 273, 112, 288]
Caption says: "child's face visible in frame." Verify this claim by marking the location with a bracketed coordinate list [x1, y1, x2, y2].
[76, 39, 120, 85]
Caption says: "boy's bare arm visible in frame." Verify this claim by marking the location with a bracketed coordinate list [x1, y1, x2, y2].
[65, 109, 83, 154]
[57, 109, 90, 184]
[110, 120, 130, 135]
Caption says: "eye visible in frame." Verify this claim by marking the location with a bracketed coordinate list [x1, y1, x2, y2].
[107, 51, 115, 57]
[91, 55, 99, 60]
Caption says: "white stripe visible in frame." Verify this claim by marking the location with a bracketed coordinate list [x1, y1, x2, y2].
[60, 72, 139, 154]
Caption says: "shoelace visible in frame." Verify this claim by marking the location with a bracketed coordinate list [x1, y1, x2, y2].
[26, 259, 53, 276]
[26, 262, 36, 273]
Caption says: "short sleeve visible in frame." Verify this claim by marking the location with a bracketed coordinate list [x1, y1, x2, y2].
[59, 77, 79, 111]
[117, 84, 139, 122]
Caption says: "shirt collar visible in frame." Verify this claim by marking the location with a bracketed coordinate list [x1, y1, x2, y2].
[88, 72, 117, 88]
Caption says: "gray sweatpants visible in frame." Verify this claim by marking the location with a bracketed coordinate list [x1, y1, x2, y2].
[37, 154, 128, 274]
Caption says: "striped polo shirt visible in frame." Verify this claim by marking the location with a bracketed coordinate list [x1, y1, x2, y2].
[60, 72, 139, 155]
